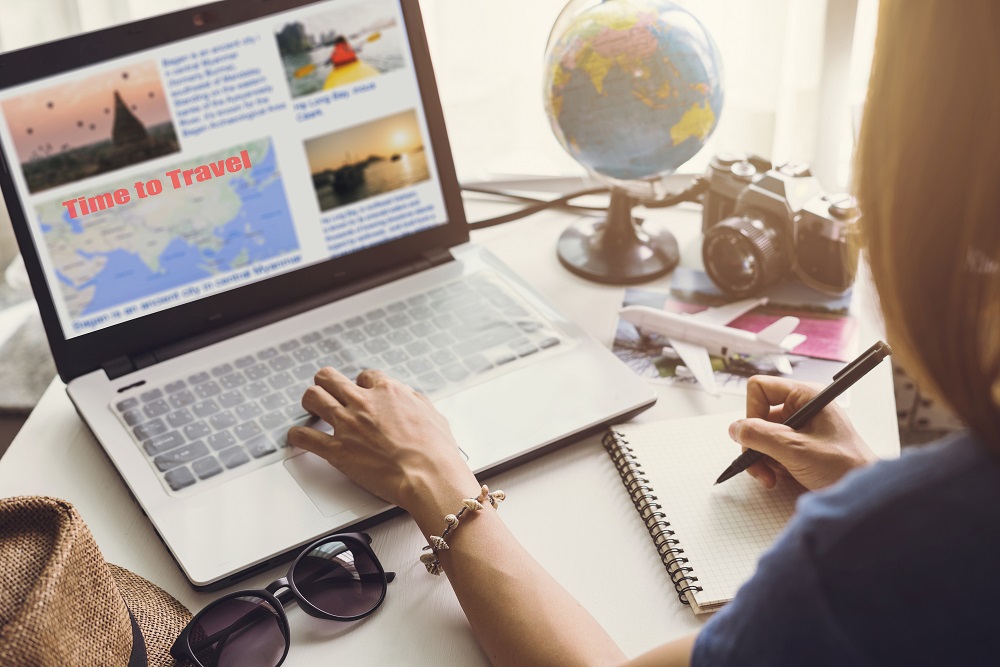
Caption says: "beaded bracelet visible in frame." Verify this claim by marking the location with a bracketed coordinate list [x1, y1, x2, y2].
[419, 484, 506, 575]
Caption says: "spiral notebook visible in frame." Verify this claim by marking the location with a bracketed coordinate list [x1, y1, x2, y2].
[603, 412, 804, 614]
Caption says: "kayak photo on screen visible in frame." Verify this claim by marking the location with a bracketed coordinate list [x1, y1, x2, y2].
[305, 108, 430, 213]
[1, 60, 179, 194]
[276, 0, 405, 99]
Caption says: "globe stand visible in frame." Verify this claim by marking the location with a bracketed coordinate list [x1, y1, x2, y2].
[556, 188, 679, 285]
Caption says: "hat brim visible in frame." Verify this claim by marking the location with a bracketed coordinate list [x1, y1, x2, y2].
[108, 564, 192, 667]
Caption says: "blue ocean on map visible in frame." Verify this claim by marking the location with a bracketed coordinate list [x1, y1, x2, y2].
[59, 143, 299, 317]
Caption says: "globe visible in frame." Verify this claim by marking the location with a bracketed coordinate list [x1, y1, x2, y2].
[544, 0, 724, 198]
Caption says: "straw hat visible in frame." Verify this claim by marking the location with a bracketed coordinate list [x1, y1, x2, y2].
[0, 496, 191, 666]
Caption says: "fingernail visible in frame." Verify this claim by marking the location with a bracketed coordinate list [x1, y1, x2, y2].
[728, 420, 742, 442]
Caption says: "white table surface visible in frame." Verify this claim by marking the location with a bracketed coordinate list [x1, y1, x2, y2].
[0, 198, 899, 665]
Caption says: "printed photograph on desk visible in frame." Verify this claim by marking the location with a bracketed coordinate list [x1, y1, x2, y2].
[612, 268, 858, 395]
[276, 0, 405, 99]
[1, 60, 179, 194]
[305, 109, 430, 213]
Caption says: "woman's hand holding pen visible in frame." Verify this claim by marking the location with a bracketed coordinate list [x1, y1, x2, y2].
[729, 376, 879, 491]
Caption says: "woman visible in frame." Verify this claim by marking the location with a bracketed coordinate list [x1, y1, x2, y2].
[288, 1, 1000, 664]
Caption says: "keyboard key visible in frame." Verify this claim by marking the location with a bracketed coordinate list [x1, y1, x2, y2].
[187, 372, 210, 385]
[517, 320, 544, 334]
[415, 372, 446, 393]
[247, 435, 277, 459]
[406, 341, 432, 357]
[140, 388, 163, 403]
[257, 347, 278, 360]
[268, 372, 294, 390]
[211, 363, 234, 377]
[207, 430, 237, 451]
[383, 349, 409, 365]
[219, 446, 250, 469]
[322, 323, 344, 335]
[387, 313, 412, 329]
[387, 330, 413, 346]
[345, 316, 365, 328]
[386, 301, 406, 313]
[168, 389, 196, 409]
[260, 411, 287, 431]
[209, 411, 238, 431]
[285, 385, 306, 401]
[184, 421, 212, 440]
[463, 354, 494, 374]
[279, 340, 300, 352]
[244, 381, 270, 399]
[341, 347, 364, 363]
[143, 431, 184, 456]
[194, 380, 222, 399]
[292, 347, 318, 364]
[363, 321, 388, 337]
[493, 352, 517, 366]
[234, 421, 262, 441]
[317, 339, 341, 354]
[121, 409, 144, 426]
[166, 409, 194, 429]
[302, 332, 322, 344]
[143, 399, 170, 419]
[245, 364, 271, 381]
[292, 364, 317, 381]
[539, 337, 561, 349]
[453, 324, 520, 357]
[261, 394, 287, 411]
[133, 419, 167, 441]
[192, 456, 223, 480]
[388, 365, 411, 380]
[219, 372, 247, 390]
[164, 380, 187, 394]
[285, 404, 308, 420]
[234, 403, 263, 421]
[340, 365, 361, 380]
[192, 400, 220, 418]
[154, 441, 209, 472]
[365, 338, 389, 354]
[218, 390, 245, 408]
[343, 329, 365, 344]
[164, 467, 196, 491]
[407, 358, 433, 375]
[429, 331, 455, 348]
[441, 363, 469, 383]
[430, 349, 456, 366]
[269, 355, 295, 372]
[116, 397, 139, 412]
[409, 321, 433, 337]
[407, 293, 427, 305]
[433, 313, 459, 330]
[234, 355, 256, 368]
[513, 342, 539, 357]
[410, 305, 433, 320]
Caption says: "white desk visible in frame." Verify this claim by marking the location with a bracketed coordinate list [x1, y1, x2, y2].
[0, 199, 899, 665]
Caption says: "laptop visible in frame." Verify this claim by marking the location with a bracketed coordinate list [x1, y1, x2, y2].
[0, 0, 655, 590]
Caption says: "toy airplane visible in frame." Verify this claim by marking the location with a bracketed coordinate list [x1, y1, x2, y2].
[619, 298, 807, 396]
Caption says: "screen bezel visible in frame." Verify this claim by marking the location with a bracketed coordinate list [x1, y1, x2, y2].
[0, 0, 468, 382]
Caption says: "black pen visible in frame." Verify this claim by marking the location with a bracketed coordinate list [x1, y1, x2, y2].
[714, 340, 893, 485]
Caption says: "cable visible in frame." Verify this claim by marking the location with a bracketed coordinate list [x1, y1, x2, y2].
[466, 186, 609, 230]
[462, 176, 709, 231]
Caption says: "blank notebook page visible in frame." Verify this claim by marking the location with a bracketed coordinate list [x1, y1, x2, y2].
[615, 412, 803, 613]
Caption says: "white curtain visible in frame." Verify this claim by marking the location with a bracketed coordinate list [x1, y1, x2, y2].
[0, 0, 878, 263]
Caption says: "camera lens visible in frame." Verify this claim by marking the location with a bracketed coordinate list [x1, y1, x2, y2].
[702, 214, 789, 297]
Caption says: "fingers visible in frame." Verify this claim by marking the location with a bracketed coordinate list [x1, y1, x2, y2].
[746, 376, 820, 421]
[728, 417, 796, 461]
[356, 368, 390, 389]
[314, 366, 363, 405]
[746, 460, 777, 488]
[287, 426, 341, 460]
[302, 383, 346, 423]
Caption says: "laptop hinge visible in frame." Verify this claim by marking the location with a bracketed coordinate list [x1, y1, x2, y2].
[421, 247, 453, 268]
[102, 356, 136, 381]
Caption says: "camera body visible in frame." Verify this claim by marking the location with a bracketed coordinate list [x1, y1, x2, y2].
[700, 154, 860, 297]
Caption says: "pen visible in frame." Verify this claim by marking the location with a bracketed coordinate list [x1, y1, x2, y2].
[714, 340, 893, 485]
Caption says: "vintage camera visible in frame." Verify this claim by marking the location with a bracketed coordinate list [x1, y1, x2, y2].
[699, 154, 860, 297]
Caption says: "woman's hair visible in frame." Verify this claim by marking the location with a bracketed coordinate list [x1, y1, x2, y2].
[856, 0, 1000, 442]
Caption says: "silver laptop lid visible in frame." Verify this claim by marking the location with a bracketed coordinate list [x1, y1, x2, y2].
[0, 0, 467, 382]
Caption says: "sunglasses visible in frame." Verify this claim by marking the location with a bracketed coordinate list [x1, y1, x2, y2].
[171, 533, 395, 667]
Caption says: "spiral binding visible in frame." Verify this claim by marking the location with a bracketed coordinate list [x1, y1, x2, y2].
[602, 430, 703, 604]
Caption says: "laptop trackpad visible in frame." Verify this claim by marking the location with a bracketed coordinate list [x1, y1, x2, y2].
[284, 452, 383, 518]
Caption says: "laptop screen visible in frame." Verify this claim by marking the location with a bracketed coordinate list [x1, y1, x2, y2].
[0, 0, 449, 341]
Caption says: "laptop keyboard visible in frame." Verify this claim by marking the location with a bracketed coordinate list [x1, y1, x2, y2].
[112, 274, 564, 495]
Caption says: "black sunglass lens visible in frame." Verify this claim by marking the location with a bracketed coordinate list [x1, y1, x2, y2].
[188, 595, 286, 667]
[292, 539, 384, 617]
